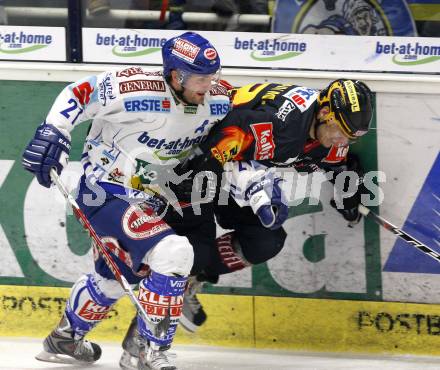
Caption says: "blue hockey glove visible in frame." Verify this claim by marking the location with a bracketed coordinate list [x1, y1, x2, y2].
[245, 178, 288, 230]
[22, 123, 71, 188]
[330, 199, 361, 227]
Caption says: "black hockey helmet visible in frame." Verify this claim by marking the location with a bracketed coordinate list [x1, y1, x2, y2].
[318, 79, 373, 139]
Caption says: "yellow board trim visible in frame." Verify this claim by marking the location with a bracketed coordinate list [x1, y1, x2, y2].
[255, 296, 440, 355]
[409, 4, 440, 21]
[3, 285, 440, 356]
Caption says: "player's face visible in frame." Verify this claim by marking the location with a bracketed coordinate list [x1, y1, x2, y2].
[317, 113, 351, 147]
[172, 70, 220, 105]
[181, 73, 215, 104]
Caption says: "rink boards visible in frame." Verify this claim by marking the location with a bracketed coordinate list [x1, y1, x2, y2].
[2, 284, 440, 356]
[0, 67, 439, 356]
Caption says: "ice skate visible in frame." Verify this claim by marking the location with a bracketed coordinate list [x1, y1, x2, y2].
[35, 314, 101, 364]
[120, 316, 141, 370]
[138, 342, 176, 370]
[179, 276, 207, 333]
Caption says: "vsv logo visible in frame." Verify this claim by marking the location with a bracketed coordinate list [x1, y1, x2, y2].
[384, 153, 440, 273]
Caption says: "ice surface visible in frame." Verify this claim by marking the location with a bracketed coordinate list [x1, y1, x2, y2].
[1, 338, 440, 370]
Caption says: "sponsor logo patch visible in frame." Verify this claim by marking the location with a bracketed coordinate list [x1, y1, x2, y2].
[184, 105, 198, 114]
[172, 38, 200, 63]
[138, 288, 183, 318]
[72, 81, 94, 105]
[344, 80, 360, 112]
[204, 48, 217, 60]
[116, 67, 162, 78]
[122, 204, 170, 240]
[209, 101, 230, 115]
[216, 233, 249, 271]
[78, 300, 111, 321]
[124, 96, 171, 112]
[283, 86, 318, 112]
[322, 144, 349, 163]
[98, 73, 117, 106]
[119, 79, 166, 94]
[137, 132, 208, 160]
[209, 84, 228, 96]
[250, 122, 275, 160]
[275, 100, 295, 121]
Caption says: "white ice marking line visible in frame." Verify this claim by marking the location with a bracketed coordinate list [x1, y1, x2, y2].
[433, 224, 440, 233]
[433, 193, 440, 203]
[435, 239, 440, 248]
[433, 208, 440, 217]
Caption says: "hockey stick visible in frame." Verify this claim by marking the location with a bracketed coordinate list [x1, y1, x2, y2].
[358, 204, 440, 262]
[49, 169, 169, 337]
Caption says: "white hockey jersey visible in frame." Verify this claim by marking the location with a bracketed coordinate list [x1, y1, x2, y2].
[44, 66, 230, 195]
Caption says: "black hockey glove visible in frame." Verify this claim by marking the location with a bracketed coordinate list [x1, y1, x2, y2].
[168, 168, 217, 204]
[168, 172, 194, 203]
[330, 199, 361, 227]
[329, 153, 365, 227]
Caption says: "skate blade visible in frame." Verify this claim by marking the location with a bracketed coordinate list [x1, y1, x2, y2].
[179, 316, 198, 333]
[35, 350, 89, 365]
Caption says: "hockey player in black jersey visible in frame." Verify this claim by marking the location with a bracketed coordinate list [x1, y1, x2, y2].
[198, 79, 373, 169]
[175, 78, 373, 314]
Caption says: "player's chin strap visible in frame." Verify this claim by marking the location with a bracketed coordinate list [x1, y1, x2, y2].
[49, 169, 170, 340]
[358, 204, 440, 263]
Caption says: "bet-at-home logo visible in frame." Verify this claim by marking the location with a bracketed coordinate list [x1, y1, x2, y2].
[234, 37, 307, 62]
[95, 32, 166, 57]
[0, 31, 52, 54]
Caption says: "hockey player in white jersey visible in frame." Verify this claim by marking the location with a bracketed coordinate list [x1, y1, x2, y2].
[22, 32, 230, 370]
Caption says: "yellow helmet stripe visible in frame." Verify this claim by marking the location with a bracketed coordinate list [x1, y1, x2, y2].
[336, 114, 356, 139]
[344, 80, 360, 112]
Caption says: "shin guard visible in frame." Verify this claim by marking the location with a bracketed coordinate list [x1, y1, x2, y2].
[137, 271, 187, 347]
[65, 273, 119, 336]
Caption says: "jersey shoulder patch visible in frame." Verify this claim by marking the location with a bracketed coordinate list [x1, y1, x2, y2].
[205, 92, 231, 117]
[209, 84, 228, 97]
[282, 86, 318, 112]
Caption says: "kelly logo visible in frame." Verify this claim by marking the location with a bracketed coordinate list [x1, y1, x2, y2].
[250, 122, 275, 160]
